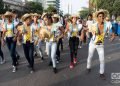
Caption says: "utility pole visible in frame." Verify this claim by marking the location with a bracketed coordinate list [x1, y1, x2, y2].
[68, 3, 69, 14]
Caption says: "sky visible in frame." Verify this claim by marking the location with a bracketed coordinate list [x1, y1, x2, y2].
[60, 0, 89, 15]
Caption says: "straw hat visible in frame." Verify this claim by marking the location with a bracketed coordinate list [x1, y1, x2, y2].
[41, 13, 47, 19]
[71, 14, 79, 18]
[32, 13, 39, 17]
[52, 14, 60, 19]
[4, 11, 13, 17]
[21, 13, 31, 21]
[94, 9, 108, 19]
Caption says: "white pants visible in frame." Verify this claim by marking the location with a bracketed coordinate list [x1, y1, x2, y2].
[87, 43, 105, 74]
[48, 41, 57, 68]
[45, 42, 49, 55]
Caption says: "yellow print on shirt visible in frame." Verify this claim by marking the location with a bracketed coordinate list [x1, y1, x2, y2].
[71, 28, 78, 37]
[6, 29, 14, 37]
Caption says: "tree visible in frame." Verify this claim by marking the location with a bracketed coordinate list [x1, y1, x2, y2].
[0, 0, 4, 13]
[26, 1, 43, 14]
[97, 0, 120, 17]
[46, 5, 57, 14]
[89, 0, 100, 11]
[79, 7, 94, 19]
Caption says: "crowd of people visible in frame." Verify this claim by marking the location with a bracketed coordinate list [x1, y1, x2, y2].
[0, 10, 116, 80]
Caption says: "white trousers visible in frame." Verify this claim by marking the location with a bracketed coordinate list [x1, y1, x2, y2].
[87, 43, 105, 74]
[48, 41, 57, 68]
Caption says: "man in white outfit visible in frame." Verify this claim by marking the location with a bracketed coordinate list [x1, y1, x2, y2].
[86, 10, 112, 80]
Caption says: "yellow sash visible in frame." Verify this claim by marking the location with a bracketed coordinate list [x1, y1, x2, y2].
[6, 29, 14, 37]
[71, 28, 78, 37]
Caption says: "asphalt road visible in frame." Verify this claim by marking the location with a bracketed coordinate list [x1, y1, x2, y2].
[0, 37, 120, 86]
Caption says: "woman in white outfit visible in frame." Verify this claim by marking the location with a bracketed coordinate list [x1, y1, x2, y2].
[40, 14, 64, 73]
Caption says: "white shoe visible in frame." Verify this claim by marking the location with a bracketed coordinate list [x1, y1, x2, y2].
[78, 46, 82, 49]
[56, 61, 59, 64]
[12, 66, 16, 73]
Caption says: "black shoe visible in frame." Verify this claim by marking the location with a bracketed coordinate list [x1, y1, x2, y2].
[87, 69, 91, 74]
[16, 55, 20, 60]
[41, 57, 44, 60]
[49, 61, 53, 66]
[100, 74, 106, 80]
[53, 68, 58, 74]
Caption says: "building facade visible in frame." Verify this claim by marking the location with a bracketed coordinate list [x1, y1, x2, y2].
[26, 0, 60, 12]
[3, 0, 25, 11]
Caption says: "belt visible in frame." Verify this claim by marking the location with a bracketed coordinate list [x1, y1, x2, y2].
[96, 43, 103, 45]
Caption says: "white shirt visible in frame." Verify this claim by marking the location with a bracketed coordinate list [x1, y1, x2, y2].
[106, 21, 112, 30]
[86, 20, 94, 31]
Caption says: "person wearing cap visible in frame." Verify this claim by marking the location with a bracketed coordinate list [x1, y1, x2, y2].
[52, 14, 64, 63]
[86, 10, 112, 80]
[31, 13, 44, 61]
[65, 14, 82, 69]
[2, 11, 19, 72]
[17, 13, 34, 73]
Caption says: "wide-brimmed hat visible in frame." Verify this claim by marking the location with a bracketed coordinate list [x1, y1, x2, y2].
[4, 11, 13, 17]
[32, 13, 39, 17]
[94, 10, 108, 19]
[52, 14, 60, 19]
[71, 14, 79, 18]
[21, 13, 31, 21]
[41, 13, 47, 19]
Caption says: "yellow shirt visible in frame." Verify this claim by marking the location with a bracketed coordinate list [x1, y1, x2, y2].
[18, 25, 33, 43]
[71, 28, 78, 37]
[5, 24, 14, 37]
[91, 23, 105, 44]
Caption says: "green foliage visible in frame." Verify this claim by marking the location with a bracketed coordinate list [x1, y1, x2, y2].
[27, 1, 43, 14]
[45, 5, 57, 13]
[79, 7, 94, 19]
[95, 0, 120, 16]
[0, 0, 6, 13]
[116, 16, 120, 22]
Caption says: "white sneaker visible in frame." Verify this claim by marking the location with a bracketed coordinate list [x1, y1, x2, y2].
[56, 61, 59, 64]
[78, 46, 82, 49]
[12, 66, 16, 73]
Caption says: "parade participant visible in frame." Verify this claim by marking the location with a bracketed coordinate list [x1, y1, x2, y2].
[65, 18, 72, 41]
[78, 19, 83, 48]
[66, 14, 82, 69]
[31, 13, 44, 61]
[12, 11, 21, 60]
[52, 14, 64, 63]
[86, 14, 94, 43]
[2, 11, 18, 72]
[17, 13, 34, 73]
[40, 14, 64, 73]
[86, 10, 108, 80]
[0, 15, 5, 64]
[41, 13, 49, 55]
[105, 17, 112, 38]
